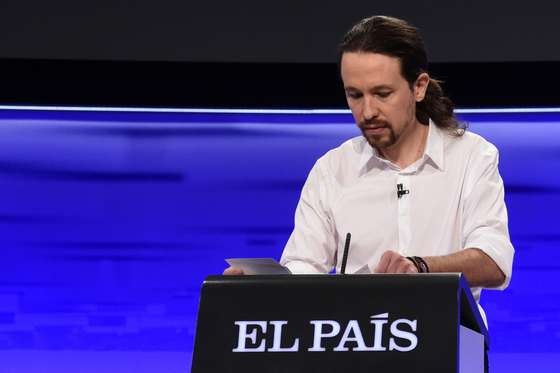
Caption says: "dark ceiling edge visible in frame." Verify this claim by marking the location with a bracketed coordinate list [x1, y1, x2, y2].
[1, 58, 560, 109]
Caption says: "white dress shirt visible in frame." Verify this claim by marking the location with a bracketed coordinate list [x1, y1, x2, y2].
[280, 120, 514, 306]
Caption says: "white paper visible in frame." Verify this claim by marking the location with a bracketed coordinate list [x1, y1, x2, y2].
[354, 264, 371, 274]
[225, 258, 292, 275]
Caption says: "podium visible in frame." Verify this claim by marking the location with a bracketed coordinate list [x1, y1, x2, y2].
[191, 274, 488, 373]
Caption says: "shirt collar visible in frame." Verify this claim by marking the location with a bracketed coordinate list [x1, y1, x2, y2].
[356, 119, 445, 174]
[423, 119, 445, 171]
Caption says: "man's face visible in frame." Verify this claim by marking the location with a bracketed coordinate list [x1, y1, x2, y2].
[340, 52, 426, 151]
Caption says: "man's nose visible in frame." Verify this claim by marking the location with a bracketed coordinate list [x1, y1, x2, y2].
[362, 97, 379, 120]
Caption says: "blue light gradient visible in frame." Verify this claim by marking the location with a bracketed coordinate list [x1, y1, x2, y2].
[0, 109, 558, 372]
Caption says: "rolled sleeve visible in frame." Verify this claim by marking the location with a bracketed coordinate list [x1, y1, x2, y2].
[462, 144, 514, 290]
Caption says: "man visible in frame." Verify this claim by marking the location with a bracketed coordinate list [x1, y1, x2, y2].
[226, 16, 513, 313]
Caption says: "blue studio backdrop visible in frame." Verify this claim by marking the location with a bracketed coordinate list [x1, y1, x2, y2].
[0, 108, 558, 372]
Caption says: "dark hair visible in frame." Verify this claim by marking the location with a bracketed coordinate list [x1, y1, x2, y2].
[339, 15, 465, 135]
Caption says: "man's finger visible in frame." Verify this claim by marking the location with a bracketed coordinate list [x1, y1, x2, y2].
[386, 253, 404, 273]
[223, 267, 244, 275]
[375, 250, 398, 273]
[396, 260, 417, 274]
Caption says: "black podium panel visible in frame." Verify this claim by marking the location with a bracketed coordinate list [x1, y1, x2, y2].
[192, 274, 486, 373]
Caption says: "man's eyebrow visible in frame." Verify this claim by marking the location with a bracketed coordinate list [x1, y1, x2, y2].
[370, 85, 393, 91]
[344, 85, 394, 92]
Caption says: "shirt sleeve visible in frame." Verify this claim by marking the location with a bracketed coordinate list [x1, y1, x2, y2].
[280, 159, 337, 274]
[462, 143, 515, 290]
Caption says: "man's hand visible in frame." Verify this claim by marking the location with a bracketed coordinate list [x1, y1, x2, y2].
[374, 250, 418, 274]
[223, 267, 245, 275]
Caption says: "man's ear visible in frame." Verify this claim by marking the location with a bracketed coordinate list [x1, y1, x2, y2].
[414, 73, 430, 102]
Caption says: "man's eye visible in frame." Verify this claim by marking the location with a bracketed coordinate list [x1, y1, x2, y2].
[377, 91, 392, 98]
[346, 92, 362, 99]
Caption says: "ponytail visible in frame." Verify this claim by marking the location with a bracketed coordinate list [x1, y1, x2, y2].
[416, 78, 466, 136]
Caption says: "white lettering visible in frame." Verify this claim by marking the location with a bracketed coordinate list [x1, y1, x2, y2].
[369, 319, 388, 351]
[308, 320, 341, 352]
[370, 313, 389, 319]
[334, 320, 370, 351]
[231, 315, 419, 353]
[232, 321, 267, 352]
[268, 321, 300, 352]
[389, 319, 418, 352]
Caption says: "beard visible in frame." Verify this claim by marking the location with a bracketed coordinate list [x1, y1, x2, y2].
[359, 119, 397, 150]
